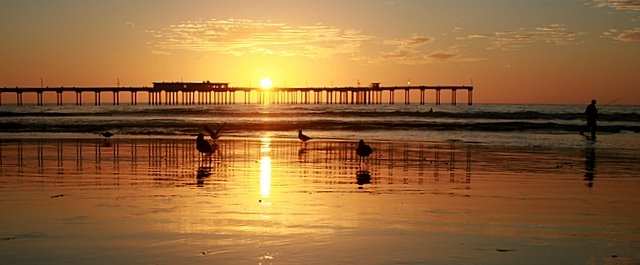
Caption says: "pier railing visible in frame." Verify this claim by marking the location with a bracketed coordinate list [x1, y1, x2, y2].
[0, 85, 473, 106]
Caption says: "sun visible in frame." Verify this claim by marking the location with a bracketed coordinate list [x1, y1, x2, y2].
[260, 78, 273, 90]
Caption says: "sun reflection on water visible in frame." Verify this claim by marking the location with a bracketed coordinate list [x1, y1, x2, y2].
[259, 136, 272, 199]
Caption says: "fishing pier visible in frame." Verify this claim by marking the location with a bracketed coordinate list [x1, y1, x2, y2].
[0, 82, 473, 106]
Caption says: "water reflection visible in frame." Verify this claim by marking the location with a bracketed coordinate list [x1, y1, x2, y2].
[260, 136, 272, 198]
[1, 138, 639, 265]
[0, 138, 483, 191]
[584, 145, 596, 188]
[196, 166, 212, 187]
[356, 170, 372, 186]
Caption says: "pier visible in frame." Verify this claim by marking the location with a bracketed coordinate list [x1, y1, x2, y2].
[0, 82, 473, 106]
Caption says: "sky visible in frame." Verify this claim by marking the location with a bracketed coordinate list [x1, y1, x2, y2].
[1, 0, 639, 104]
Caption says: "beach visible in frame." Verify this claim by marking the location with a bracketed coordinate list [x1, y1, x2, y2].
[1, 136, 639, 265]
[4, 1, 640, 263]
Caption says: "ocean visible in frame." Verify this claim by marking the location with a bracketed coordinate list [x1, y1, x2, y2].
[1, 103, 639, 149]
[2, 103, 640, 264]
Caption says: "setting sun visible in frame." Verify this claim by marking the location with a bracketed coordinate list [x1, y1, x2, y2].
[260, 78, 273, 90]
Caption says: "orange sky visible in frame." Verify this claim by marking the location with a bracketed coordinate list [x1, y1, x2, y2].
[1, 0, 639, 104]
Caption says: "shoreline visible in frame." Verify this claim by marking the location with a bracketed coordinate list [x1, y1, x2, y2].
[1, 135, 639, 264]
[1, 130, 640, 150]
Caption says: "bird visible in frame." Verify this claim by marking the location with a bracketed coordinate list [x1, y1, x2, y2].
[101, 131, 113, 138]
[356, 139, 373, 158]
[298, 129, 312, 143]
[203, 124, 224, 140]
[196, 133, 214, 155]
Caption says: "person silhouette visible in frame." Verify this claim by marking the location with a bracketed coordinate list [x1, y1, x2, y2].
[584, 100, 598, 140]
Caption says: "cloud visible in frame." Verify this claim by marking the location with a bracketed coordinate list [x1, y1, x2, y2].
[383, 35, 433, 48]
[459, 24, 582, 51]
[148, 19, 371, 57]
[148, 19, 485, 65]
[456, 34, 490, 40]
[602, 28, 640, 42]
[380, 35, 439, 64]
[151, 49, 172, 55]
[428, 51, 458, 60]
[378, 36, 483, 64]
[588, 0, 640, 11]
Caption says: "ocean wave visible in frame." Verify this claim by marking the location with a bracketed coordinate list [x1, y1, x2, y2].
[1, 109, 639, 122]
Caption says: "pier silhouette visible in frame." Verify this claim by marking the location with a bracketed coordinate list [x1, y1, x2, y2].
[0, 82, 473, 106]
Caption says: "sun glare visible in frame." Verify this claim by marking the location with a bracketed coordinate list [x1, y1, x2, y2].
[259, 136, 272, 198]
[260, 78, 273, 90]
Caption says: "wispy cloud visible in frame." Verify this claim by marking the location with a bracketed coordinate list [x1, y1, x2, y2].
[148, 19, 371, 57]
[383, 35, 433, 48]
[378, 36, 483, 64]
[149, 19, 488, 65]
[428, 51, 458, 60]
[459, 24, 582, 51]
[380, 35, 444, 64]
[588, 0, 640, 11]
[602, 27, 640, 42]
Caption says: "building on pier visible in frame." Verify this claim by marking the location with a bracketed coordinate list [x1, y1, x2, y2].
[153, 81, 229, 91]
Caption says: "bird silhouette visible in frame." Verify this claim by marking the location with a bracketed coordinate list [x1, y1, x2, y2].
[356, 139, 373, 158]
[101, 131, 113, 138]
[196, 133, 215, 155]
[298, 129, 312, 143]
[203, 124, 224, 140]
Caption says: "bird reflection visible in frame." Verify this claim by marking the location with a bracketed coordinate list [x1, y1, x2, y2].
[584, 145, 596, 188]
[298, 146, 307, 157]
[196, 166, 212, 187]
[356, 169, 372, 186]
[355, 139, 374, 188]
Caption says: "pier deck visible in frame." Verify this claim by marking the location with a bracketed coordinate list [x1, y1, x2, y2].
[0, 83, 473, 106]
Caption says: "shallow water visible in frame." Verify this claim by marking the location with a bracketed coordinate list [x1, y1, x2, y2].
[1, 104, 639, 137]
[1, 137, 639, 264]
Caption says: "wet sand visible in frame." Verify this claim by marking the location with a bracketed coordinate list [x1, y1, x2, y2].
[1, 137, 639, 265]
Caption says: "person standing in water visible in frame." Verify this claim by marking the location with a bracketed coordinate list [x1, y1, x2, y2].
[584, 99, 598, 140]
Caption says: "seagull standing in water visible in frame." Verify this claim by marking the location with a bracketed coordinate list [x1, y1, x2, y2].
[197, 124, 223, 162]
[356, 139, 373, 158]
[196, 133, 215, 156]
[298, 129, 312, 143]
